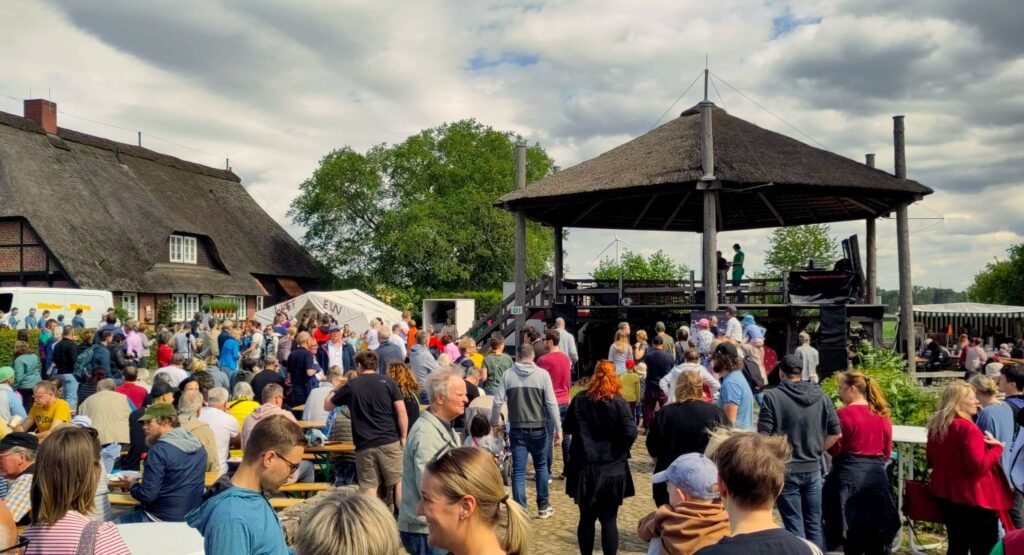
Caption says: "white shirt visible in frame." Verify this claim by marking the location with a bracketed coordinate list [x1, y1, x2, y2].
[725, 317, 743, 341]
[388, 333, 408, 358]
[153, 366, 188, 388]
[303, 384, 335, 423]
[365, 328, 379, 350]
[660, 362, 721, 403]
[558, 328, 579, 363]
[326, 340, 346, 371]
[199, 406, 240, 476]
[398, 320, 410, 341]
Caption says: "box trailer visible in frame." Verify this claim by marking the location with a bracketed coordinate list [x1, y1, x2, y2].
[422, 299, 475, 338]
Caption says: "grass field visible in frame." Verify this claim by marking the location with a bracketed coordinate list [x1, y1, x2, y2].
[883, 319, 897, 343]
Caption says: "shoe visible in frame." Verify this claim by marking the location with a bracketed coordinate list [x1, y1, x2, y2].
[537, 506, 554, 519]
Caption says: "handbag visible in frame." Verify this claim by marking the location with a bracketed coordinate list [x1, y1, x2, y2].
[903, 480, 944, 523]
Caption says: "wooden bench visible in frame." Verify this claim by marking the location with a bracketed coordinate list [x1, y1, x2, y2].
[910, 370, 963, 383]
[270, 497, 305, 510]
[279, 482, 330, 497]
[109, 493, 140, 507]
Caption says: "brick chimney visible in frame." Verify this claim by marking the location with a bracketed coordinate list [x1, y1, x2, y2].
[23, 99, 57, 134]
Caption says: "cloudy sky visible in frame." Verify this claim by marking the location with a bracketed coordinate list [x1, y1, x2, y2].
[3, 0, 1022, 291]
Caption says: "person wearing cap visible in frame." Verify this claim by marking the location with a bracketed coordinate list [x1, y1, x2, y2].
[713, 343, 754, 430]
[757, 354, 840, 550]
[113, 403, 207, 524]
[121, 379, 175, 471]
[319, 324, 354, 375]
[16, 381, 71, 441]
[0, 367, 26, 426]
[0, 432, 37, 524]
[656, 322, 676, 356]
[639, 453, 730, 555]
[186, 414, 305, 555]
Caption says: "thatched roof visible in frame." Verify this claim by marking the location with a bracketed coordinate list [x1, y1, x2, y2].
[498, 104, 932, 231]
[0, 110, 319, 296]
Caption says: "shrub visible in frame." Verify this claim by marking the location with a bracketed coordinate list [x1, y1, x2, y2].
[0, 328, 42, 367]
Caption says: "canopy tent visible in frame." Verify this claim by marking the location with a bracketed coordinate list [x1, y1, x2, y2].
[254, 290, 402, 336]
[903, 302, 1024, 347]
[912, 303, 1024, 316]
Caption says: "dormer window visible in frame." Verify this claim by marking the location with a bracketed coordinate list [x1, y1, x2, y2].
[169, 234, 197, 264]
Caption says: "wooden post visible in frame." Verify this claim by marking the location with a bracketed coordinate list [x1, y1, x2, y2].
[514, 144, 527, 342]
[893, 115, 914, 358]
[699, 81, 718, 311]
[864, 153, 877, 304]
[552, 226, 563, 304]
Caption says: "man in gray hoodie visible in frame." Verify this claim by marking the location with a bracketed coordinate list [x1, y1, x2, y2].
[757, 354, 841, 550]
[491, 343, 562, 519]
[409, 330, 439, 403]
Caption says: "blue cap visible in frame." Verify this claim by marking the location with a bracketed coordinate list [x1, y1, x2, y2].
[741, 314, 755, 326]
[651, 453, 720, 499]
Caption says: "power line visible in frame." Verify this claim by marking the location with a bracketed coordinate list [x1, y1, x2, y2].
[709, 71, 831, 152]
[648, 70, 705, 131]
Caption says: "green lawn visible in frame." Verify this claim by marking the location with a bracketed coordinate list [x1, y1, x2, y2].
[883, 319, 897, 342]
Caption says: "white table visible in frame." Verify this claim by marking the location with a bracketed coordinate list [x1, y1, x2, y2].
[116, 522, 205, 555]
[891, 425, 939, 554]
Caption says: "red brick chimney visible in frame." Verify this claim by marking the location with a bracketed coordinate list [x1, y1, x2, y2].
[23, 99, 57, 134]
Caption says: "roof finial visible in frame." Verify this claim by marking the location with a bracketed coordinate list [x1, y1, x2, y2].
[703, 54, 709, 102]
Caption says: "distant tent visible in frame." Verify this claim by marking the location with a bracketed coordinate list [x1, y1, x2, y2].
[903, 302, 1024, 347]
[254, 290, 401, 336]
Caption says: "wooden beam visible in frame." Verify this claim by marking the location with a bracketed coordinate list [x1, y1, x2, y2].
[843, 197, 879, 216]
[633, 195, 658, 229]
[758, 193, 785, 226]
[552, 226, 563, 304]
[866, 217, 877, 304]
[571, 201, 602, 226]
[702, 190, 718, 311]
[514, 145, 527, 340]
[897, 202, 914, 358]
[661, 191, 692, 230]
[834, 196, 852, 217]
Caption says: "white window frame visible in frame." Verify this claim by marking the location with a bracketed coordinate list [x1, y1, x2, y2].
[169, 235, 197, 264]
[171, 294, 186, 321]
[235, 296, 247, 317]
[256, 296, 264, 312]
[185, 294, 200, 320]
[120, 292, 138, 320]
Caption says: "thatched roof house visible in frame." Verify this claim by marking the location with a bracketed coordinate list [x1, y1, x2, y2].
[0, 99, 318, 322]
[497, 104, 932, 231]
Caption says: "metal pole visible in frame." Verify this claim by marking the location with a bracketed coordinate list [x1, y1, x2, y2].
[514, 144, 527, 343]
[137, 131, 142, 147]
[893, 116, 914, 358]
[864, 154, 877, 304]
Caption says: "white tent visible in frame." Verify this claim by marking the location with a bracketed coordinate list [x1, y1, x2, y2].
[254, 290, 402, 335]
[912, 303, 1024, 316]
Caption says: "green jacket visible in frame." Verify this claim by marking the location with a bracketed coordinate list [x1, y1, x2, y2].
[397, 410, 459, 534]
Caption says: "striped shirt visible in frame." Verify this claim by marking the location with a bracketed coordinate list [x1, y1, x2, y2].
[23, 511, 130, 555]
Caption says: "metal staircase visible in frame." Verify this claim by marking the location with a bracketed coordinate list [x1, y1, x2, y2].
[466, 278, 551, 343]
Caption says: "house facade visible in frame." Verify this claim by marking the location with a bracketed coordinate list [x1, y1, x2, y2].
[0, 99, 319, 323]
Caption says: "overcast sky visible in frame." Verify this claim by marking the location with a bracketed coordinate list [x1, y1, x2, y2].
[3, 0, 1022, 291]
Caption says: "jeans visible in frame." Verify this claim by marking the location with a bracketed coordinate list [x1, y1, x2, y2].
[113, 509, 155, 524]
[399, 532, 447, 555]
[100, 443, 122, 474]
[509, 427, 550, 510]
[546, 404, 571, 475]
[776, 470, 824, 550]
[57, 373, 78, 410]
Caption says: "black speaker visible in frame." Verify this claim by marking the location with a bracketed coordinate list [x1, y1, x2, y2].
[550, 302, 577, 335]
[819, 349, 848, 381]
[820, 306, 847, 349]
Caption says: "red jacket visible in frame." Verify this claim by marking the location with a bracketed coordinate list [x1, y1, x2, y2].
[927, 416, 1012, 511]
[157, 344, 173, 367]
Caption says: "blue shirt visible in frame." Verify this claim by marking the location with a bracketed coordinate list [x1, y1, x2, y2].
[71, 316, 86, 329]
[976, 401, 1015, 470]
[23, 316, 36, 329]
[718, 370, 754, 430]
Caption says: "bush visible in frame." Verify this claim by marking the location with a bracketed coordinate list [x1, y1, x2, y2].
[820, 344, 937, 426]
[0, 328, 42, 367]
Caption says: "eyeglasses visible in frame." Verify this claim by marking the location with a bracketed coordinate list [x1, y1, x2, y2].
[274, 451, 301, 473]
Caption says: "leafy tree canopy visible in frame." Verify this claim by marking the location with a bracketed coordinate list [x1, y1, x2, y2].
[763, 224, 840, 277]
[968, 244, 1024, 305]
[592, 249, 691, 281]
[289, 120, 554, 290]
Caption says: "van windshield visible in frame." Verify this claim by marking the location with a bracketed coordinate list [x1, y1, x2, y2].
[0, 294, 11, 313]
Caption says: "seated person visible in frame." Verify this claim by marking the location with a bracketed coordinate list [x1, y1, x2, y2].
[639, 453, 729, 555]
[16, 381, 71, 440]
[0, 432, 37, 524]
[113, 403, 207, 523]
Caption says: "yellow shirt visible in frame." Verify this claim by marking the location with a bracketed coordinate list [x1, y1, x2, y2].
[228, 399, 260, 430]
[620, 372, 641, 403]
[470, 353, 484, 369]
[29, 399, 72, 432]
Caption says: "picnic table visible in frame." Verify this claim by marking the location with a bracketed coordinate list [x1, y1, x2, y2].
[304, 442, 355, 480]
[110, 492, 307, 512]
[278, 482, 330, 498]
[891, 425, 939, 554]
[296, 420, 327, 429]
[109, 472, 220, 490]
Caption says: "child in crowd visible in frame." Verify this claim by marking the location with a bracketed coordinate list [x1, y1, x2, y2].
[622, 359, 641, 424]
[639, 453, 730, 555]
[464, 414, 503, 459]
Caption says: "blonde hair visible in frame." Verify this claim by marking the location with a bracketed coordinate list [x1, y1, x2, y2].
[426, 447, 529, 554]
[437, 353, 453, 366]
[30, 426, 101, 525]
[969, 373, 998, 397]
[707, 430, 791, 511]
[674, 371, 705, 402]
[296, 491, 401, 555]
[636, 329, 648, 342]
[191, 359, 207, 372]
[613, 330, 631, 353]
[927, 381, 975, 441]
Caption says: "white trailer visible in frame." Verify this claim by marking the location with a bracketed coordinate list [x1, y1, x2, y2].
[422, 299, 475, 338]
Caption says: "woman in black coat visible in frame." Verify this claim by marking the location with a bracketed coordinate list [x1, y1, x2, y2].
[563, 359, 638, 555]
[646, 369, 729, 506]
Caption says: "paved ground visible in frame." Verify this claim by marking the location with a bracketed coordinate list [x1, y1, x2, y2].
[520, 438, 656, 555]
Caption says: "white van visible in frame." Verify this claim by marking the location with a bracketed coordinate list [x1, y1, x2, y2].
[0, 287, 113, 329]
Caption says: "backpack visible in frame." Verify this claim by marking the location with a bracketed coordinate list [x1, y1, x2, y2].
[741, 358, 766, 395]
[73, 345, 97, 381]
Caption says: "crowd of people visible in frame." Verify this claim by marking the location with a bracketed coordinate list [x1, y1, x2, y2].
[0, 302, 1022, 555]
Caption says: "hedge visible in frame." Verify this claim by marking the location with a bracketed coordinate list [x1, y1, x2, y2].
[0, 328, 41, 367]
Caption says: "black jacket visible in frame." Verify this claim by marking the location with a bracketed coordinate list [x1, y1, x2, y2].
[563, 394, 637, 467]
[51, 338, 79, 375]
[647, 400, 729, 473]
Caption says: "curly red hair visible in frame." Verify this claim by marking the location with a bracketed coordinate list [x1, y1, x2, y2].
[586, 360, 623, 402]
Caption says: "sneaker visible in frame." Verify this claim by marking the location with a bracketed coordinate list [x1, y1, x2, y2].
[537, 506, 554, 519]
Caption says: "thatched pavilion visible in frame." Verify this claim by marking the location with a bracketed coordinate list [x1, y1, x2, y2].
[497, 76, 932, 359]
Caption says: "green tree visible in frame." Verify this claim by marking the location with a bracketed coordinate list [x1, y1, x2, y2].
[592, 250, 690, 280]
[289, 120, 554, 290]
[762, 224, 840, 277]
[968, 244, 1024, 304]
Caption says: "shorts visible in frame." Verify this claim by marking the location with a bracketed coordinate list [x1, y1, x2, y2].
[355, 441, 403, 489]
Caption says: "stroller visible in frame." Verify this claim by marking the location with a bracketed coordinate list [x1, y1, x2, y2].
[464, 395, 512, 485]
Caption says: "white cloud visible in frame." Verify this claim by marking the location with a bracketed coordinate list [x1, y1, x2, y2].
[1, 0, 1020, 292]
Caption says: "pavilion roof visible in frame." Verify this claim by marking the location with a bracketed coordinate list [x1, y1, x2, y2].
[497, 104, 932, 231]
